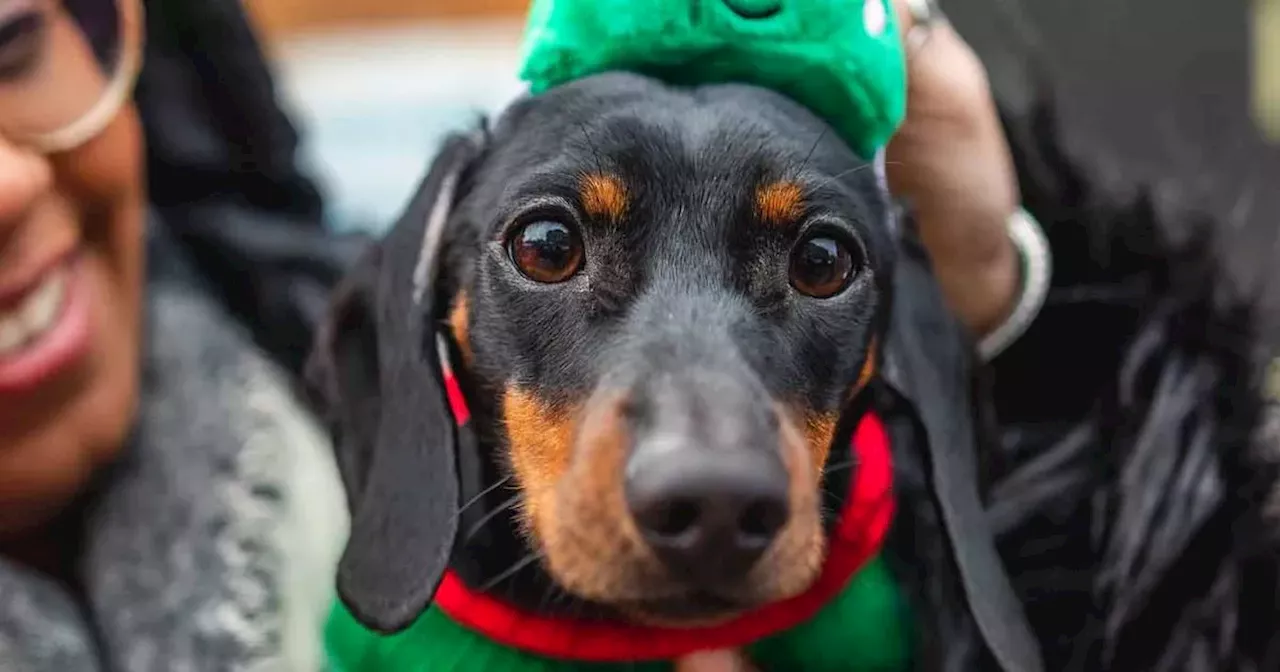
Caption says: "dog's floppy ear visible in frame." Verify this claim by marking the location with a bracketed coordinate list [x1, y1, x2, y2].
[305, 133, 483, 633]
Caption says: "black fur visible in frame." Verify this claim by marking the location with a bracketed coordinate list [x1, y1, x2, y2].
[451, 73, 891, 414]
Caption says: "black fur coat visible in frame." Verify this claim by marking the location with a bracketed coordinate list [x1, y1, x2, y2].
[970, 96, 1280, 671]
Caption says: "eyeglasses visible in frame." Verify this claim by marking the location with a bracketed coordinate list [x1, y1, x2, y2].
[0, 0, 143, 154]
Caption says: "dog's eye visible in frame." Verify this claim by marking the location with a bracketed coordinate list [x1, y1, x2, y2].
[508, 219, 585, 283]
[789, 235, 857, 298]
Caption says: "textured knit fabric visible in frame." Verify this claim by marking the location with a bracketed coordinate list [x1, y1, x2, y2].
[518, 0, 907, 158]
[0, 248, 349, 671]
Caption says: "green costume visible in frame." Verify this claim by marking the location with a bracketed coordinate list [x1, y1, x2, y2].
[326, 1, 914, 668]
[519, 0, 907, 158]
[327, 558, 911, 671]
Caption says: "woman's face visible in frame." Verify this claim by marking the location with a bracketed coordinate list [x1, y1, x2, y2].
[0, 0, 146, 535]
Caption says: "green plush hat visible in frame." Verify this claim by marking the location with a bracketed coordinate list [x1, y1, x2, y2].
[518, 0, 908, 159]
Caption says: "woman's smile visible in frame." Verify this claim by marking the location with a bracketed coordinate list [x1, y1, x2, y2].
[0, 0, 147, 534]
[0, 252, 91, 394]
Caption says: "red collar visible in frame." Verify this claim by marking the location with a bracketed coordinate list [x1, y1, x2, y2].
[439, 372, 894, 662]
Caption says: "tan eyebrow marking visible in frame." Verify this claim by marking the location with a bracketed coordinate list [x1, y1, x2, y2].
[756, 180, 805, 227]
[579, 173, 629, 223]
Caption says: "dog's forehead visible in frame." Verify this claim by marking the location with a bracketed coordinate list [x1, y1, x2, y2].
[495, 73, 859, 180]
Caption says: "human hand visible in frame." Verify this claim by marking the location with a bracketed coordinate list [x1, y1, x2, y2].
[885, 0, 1022, 338]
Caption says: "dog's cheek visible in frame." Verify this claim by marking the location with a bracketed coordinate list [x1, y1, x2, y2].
[805, 338, 879, 467]
[761, 411, 827, 599]
[540, 391, 648, 598]
[779, 401, 837, 479]
[448, 291, 473, 367]
[777, 409, 823, 517]
[501, 386, 577, 531]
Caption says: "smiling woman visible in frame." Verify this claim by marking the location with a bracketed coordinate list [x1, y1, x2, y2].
[0, 0, 348, 670]
[0, 0, 146, 535]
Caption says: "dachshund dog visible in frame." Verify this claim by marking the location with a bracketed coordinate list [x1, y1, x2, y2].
[309, 71, 893, 626]
[307, 71, 1280, 671]
[305, 69, 896, 624]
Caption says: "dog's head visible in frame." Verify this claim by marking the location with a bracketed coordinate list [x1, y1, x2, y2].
[308, 72, 896, 631]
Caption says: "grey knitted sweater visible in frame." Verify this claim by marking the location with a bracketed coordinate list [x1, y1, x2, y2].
[0, 277, 349, 671]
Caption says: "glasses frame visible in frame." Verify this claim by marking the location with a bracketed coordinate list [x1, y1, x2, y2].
[23, 0, 144, 154]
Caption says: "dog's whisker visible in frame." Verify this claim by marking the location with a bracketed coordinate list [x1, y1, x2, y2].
[796, 126, 830, 176]
[455, 475, 514, 521]
[822, 489, 845, 507]
[463, 493, 522, 541]
[819, 502, 838, 521]
[576, 120, 607, 176]
[845, 491, 895, 531]
[814, 163, 878, 191]
[534, 576, 569, 614]
[542, 583, 579, 615]
[823, 457, 860, 476]
[478, 550, 546, 593]
[566, 591, 589, 621]
[821, 476, 895, 528]
[535, 581, 553, 609]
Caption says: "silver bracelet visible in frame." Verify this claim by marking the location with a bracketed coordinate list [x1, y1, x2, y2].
[977, 207, 1053, 362]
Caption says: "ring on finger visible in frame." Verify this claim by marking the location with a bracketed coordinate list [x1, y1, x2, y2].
[904, 0, 946, 52]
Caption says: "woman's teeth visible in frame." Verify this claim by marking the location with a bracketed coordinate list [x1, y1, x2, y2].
[0, 268, 68, 356]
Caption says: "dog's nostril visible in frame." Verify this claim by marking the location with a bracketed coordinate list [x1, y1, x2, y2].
[646, 498, 701, 539]
[738, 498, 788, 544]
[626, 445, 790, 581]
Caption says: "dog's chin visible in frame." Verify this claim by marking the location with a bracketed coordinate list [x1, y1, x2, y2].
[547, 557, 824, 628]
[540, 560, 765, 626]
[615, 590, 756, 627]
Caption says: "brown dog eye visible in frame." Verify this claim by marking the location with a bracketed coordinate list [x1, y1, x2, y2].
[789, 236, 856, 298]
[509, 220, 584, 283]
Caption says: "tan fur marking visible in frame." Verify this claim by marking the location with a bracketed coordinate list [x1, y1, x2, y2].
[536, 391, 660, 602]
[755, 181, 805, 227]
[580, 173, 629, 223]
[854, 337, 878, 393]
[502, 387, 577, 531]
[800, 410, 840, 477]
[448, 292, 472, 366]
[758, 407, 826, 600]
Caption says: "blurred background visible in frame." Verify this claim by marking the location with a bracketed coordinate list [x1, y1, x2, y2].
[245, 0, 1280, 255]
[246, 0, 528, 232]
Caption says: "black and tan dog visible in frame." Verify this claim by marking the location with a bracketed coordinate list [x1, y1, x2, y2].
[306, 71, 1280, 671]
[311, 70, 896, 617]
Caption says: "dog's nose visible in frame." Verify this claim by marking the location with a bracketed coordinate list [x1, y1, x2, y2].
[625, 442, 789, 581]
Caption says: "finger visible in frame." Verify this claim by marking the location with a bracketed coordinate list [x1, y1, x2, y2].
[674, 649, 760, 672]
[891, 0, 946, 55]
[891, 0, 917, 38]
[888, 1, 991, 114]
